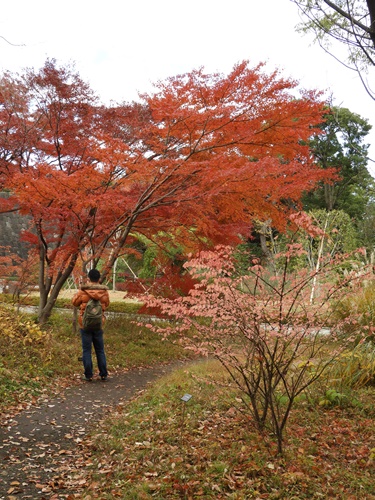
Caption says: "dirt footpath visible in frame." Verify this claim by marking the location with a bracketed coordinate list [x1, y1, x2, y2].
[0, 362, 187, 499]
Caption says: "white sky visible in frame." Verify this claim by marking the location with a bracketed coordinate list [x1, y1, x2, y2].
[1, 0, 375, 175]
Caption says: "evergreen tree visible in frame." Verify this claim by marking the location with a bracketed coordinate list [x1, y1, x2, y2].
[303, 106, 374, 224]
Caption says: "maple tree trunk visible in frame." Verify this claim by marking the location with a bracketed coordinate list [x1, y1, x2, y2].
[38, 251, 79, 324]
[100, 223, 134, 282]
[38, 299, 56, 325]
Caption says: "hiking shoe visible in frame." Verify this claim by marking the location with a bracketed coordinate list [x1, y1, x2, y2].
[101, 376, 108, 381]
[82, 376, 93, 382]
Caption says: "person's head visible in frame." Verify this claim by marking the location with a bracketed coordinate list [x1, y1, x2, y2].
[88, 269, 101, 283]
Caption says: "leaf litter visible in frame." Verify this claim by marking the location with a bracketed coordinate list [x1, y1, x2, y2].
[0, 362, 186, 499]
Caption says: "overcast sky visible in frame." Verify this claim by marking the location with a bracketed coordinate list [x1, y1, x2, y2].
[1, 0, 375, 175]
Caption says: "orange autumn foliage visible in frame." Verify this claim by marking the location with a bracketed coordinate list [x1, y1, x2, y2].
[0, 59, 335, 321]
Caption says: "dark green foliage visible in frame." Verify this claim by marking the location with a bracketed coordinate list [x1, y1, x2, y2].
[304, 107, 373, 217]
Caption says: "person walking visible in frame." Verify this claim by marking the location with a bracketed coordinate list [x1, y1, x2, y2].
[72, 269, 110, 381]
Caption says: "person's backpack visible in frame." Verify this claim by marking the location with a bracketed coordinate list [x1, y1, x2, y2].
[82, 298, 103, 330]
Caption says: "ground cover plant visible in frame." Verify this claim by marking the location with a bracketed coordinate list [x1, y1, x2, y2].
[70, 360, 375, 499]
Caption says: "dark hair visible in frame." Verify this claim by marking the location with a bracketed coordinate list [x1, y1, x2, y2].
[88, 269, 101, 282]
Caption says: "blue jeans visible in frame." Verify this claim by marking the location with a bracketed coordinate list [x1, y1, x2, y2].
[80, 328, 108, 379]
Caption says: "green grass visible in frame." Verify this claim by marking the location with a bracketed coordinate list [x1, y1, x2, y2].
[103, 315, 191, 369]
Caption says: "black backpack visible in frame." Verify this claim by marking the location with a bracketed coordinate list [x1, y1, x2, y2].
[82, 298, 103, 330]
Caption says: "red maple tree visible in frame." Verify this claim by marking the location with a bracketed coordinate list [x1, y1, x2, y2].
[0, 59, 335, 322]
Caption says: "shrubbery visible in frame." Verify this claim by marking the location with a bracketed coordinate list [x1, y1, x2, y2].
[142, 238, 373, 454]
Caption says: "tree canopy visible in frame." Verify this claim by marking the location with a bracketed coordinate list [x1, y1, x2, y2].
[303, 105, 373, 221]
[0, 59, 334, 322]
